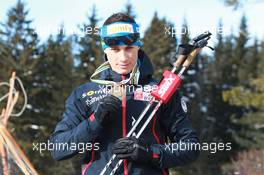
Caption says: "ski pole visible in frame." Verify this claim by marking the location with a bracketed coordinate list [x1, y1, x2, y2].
[100, 31, 212, 175]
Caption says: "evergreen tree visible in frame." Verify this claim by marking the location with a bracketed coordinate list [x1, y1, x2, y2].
[0, 2, 79, 174]
[248, 38, 261, 79]
[31, 29, 79, 175]
[76, 5, 102, 83]
[180, 17, 190, 44]
[200, 16, 263, 174]
[0, 0, 40, 81]
[194, 22, 240, 174]
[122, 0, 137, 19]
[236, 15, 250, 85]
[176, 19, 216, 175]
[223, 40, 264, 149]
[142, 12, 177, 78]
[36, 29, 76, 134]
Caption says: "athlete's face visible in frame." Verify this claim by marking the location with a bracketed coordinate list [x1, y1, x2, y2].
[104, 45, 139, 75]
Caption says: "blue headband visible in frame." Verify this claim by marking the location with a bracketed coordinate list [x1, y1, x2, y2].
[100, 22, 142, 50]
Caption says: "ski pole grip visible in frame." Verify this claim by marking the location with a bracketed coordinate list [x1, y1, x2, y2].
[174, 55, 187, 67]
[173, 44, 195, 67]
[182, 48, 201, 67]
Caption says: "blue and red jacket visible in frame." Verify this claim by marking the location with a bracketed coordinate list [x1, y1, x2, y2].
[50, 50, 200, 175]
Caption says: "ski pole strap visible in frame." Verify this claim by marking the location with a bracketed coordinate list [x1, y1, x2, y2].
[178, 44, 195, 55]
[192, 31, 212, 43]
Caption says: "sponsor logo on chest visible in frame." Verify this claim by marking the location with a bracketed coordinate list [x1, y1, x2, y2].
[133, 86, 153, 102]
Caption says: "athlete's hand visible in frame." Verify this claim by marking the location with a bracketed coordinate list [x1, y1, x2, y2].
[112, 137, 153, 164]
[94, 94, 121, 127]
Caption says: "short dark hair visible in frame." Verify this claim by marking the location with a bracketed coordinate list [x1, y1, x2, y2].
[103, 13, 136, 26]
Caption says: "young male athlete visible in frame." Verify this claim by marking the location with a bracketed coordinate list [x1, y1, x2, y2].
[50, 13, 200, 175]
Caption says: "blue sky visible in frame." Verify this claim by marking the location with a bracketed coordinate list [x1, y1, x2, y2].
[1, 0, 264, 45]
